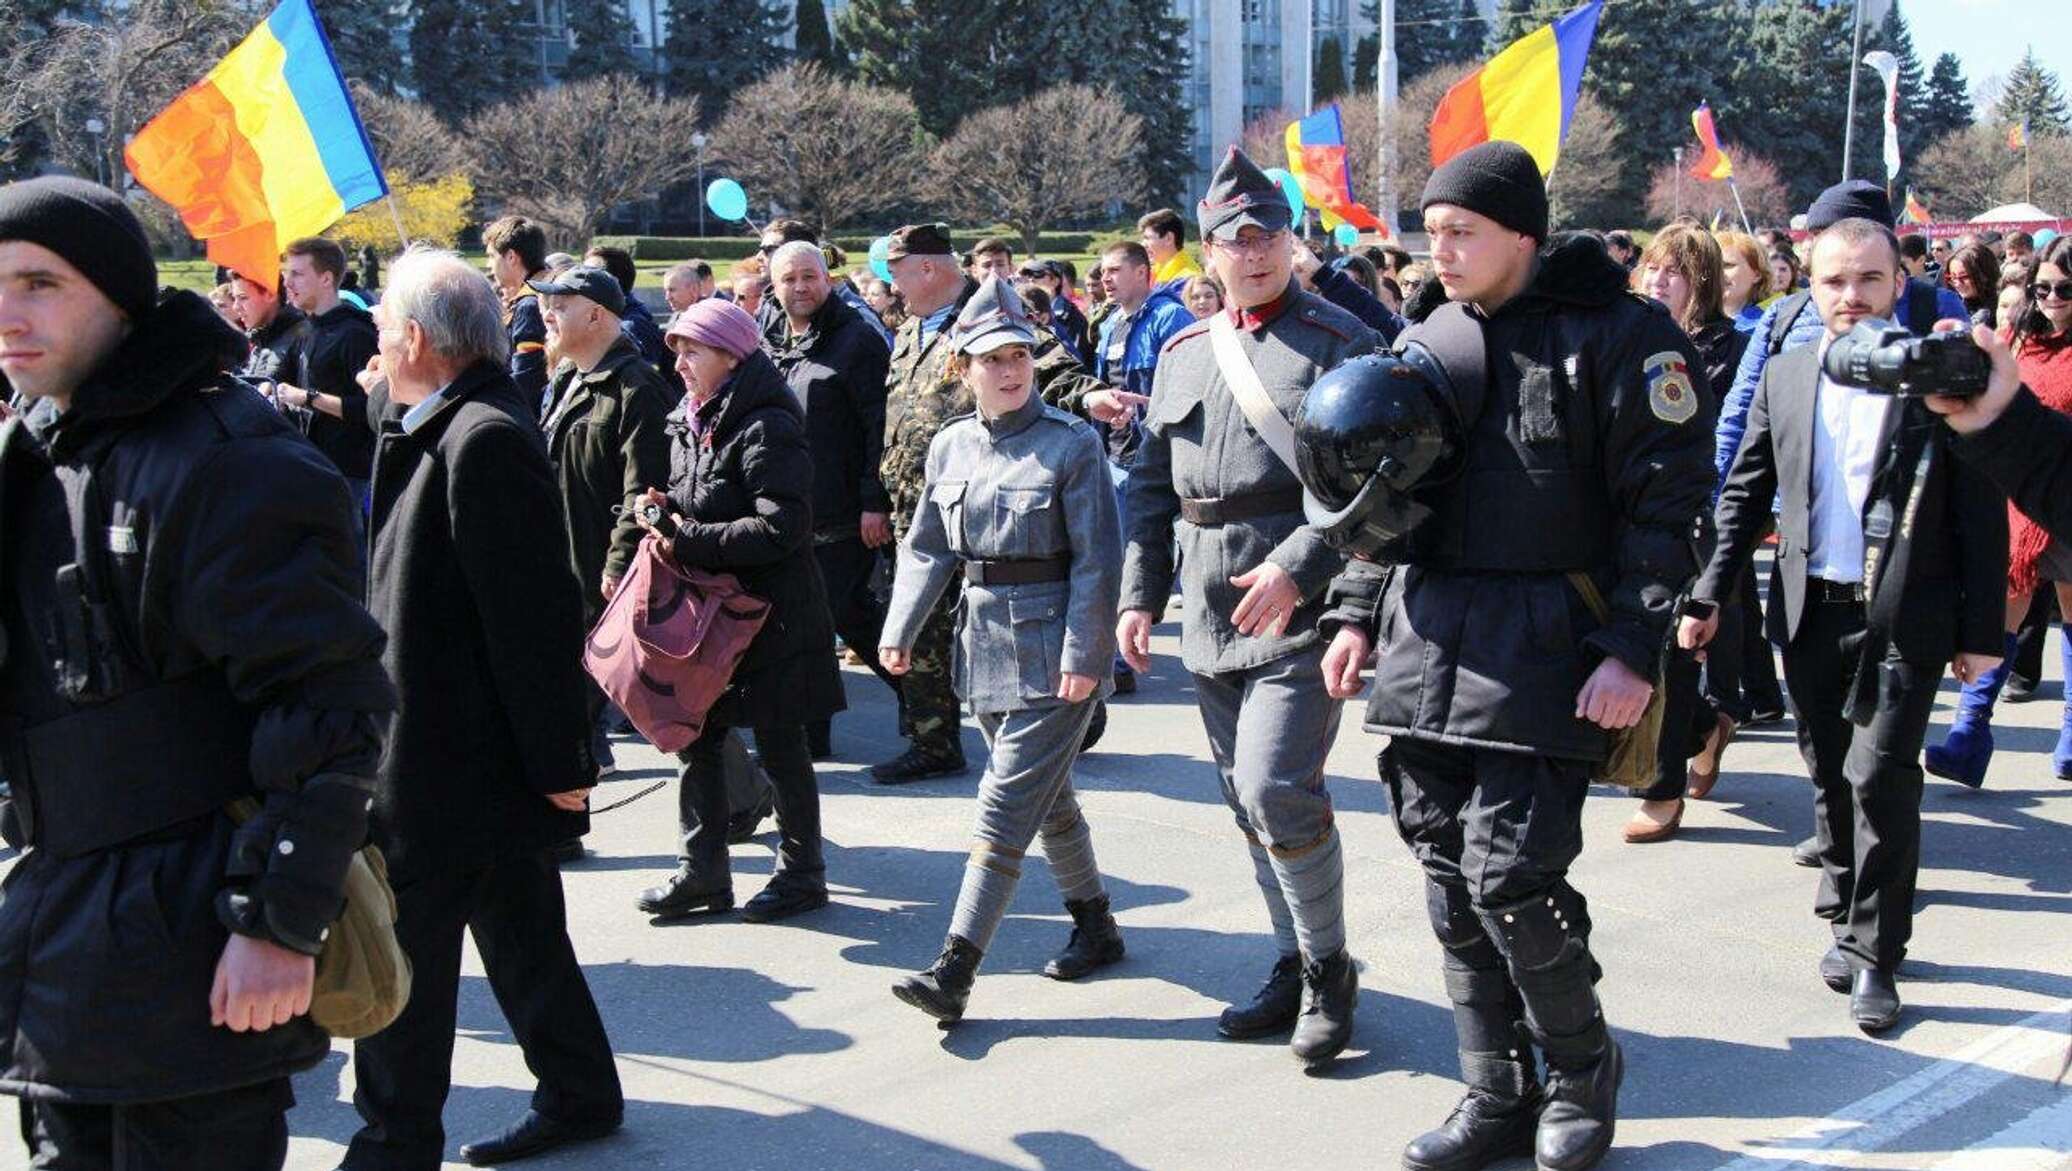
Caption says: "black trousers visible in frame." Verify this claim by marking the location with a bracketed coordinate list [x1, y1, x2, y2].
[1737, 561, 1785, 713]
[344, 851, 622, 1170]
[18, 1079, 291, 1171]
[679, 723, 822, 887]
[2010, 585, 2057, 689]
[1380, 737, 1594, 911]
[1781, 599, 1941, 971]
[811, 537, 902, 737]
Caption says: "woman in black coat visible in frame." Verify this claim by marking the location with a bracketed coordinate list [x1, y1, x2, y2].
[634, 299, 844, 923]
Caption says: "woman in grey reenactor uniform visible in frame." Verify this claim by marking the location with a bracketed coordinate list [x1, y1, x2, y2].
[878, 277, 1126, 1025]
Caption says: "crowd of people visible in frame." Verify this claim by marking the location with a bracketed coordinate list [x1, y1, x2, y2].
[0, 133, 2065, 1171]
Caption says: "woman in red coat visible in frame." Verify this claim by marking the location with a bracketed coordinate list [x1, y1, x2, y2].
[1926, 236, 2072, 786]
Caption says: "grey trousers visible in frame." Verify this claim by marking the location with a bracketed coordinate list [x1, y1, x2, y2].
[948, 699, 1107, 951]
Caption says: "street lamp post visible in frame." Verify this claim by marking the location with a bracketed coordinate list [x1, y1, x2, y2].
[692, 131, 707, 238]
[85, 117, 106, 188]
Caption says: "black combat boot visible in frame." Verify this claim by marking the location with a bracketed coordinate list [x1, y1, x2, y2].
[1217, 953, 1303, 1039]
[893, 936, 983, 1024]
[1479, 885, 1619, 1171]
[1402, 1051, 1542, 1171]
[1043, 895, 1125, 981]
[870, 745, 967, 784]
[1289, 949, 1358, 1068]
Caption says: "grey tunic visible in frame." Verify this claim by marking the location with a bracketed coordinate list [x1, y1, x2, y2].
[883, 395, 1122, 715]
[1120, 285, 1381, 674]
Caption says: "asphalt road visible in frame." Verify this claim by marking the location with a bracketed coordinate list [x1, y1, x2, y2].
[249, 601, 2071, 1171]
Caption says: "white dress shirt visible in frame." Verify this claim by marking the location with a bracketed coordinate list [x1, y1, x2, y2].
[1805, 367, 1892, 583]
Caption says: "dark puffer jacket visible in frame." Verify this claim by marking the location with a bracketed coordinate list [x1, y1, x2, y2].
[762, 291, 893, 537]
[665, 351, 845, 730]
[0, 291, 393, 1103]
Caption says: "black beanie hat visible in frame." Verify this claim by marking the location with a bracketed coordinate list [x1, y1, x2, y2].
[1421, 141, 1549, 242]
[0, 176, 157, 321]
[1806, 179, 1894, 231]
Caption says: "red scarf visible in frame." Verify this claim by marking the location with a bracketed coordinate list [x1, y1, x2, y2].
[2007, 329, 2072, 594]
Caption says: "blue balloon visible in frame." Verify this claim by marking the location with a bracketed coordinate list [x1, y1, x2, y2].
[706, 177, 748, 222]
[1333, 222, 1360, 247]
[868, 236, 894, 283]
[1264, 167, 1307, 218]
[2037, 228, 2060, 249]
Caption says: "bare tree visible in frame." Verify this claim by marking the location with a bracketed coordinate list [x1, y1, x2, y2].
[931, 85, 1146, 255]
[467, 76, 703, 246]
[349, 82, 472, 184]
[1643, 151, 1791, 230]
[707, 63, 926, 235]
[1915, 123, 2072, 220]
[1544, 95, 1625, 230]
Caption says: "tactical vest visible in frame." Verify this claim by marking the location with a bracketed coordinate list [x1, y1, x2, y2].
[1406, 300, 1615, 573]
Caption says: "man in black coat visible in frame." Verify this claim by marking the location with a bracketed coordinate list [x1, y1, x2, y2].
[344, 249, 623, 1169]
[231, 270, 307, 385]
[274, 236, 378, 518]
[1683, 218, 2007, 1035]
[0, 177, 393, 1169]
[763, 239, 900, 758]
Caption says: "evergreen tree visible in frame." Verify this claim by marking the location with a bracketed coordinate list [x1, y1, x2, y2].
[408, 0, 536, 124]
[1879, 2, 1928, 160]
[1920, 52, 1975, 144]
[1996, 48, 2071, 137]
[1315, 35, 1347, 105]
[840, 0, 996, 135]
[316, 0, 407, 95]
[663, 0, 792, 123]
[1353, 33, 1378, 90]
[562, 0, 640, 81]
[795, 0, 842, 71]
[1730, 0, 1856, 209]
[1487, 0, 1539, 54]
[1574, 0, 1731, 224]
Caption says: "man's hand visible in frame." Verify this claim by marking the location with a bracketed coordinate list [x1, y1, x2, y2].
[1321, 626, 1372, 698]
[1056, 671, 1097, 703]
[860, 511, 893, 549]
[1291, 241, 1324, 286]
[355, 353, 385, 394]
[545, 788, 591, 812]
[1575, 656, 1654, 730]
[1083, 388, 1150, 429]
[1230, 562, 1300, 637]
[210, 934, 315, 1033]
[1953, 652, 2004, 685]
[600, 573, 620, 601]
[1925, 321, 2021, 435]
[276, 382, 312, 409]
[1116, 609, 1154, 675]
[879, 647, 911, 675]
[1678, 608, 1721, 654]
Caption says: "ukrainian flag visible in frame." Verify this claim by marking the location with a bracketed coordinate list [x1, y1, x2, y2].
[1428, 0, 1604, 177]
[125, 0, 386, 290]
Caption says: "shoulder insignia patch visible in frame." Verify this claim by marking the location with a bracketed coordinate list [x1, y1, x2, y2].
[1643, 351, 1698, 425]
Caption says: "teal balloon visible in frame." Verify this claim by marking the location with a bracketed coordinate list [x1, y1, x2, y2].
[1264, 167, 1307, 217]
[1333, 222, 1360, 247]
[868, 236, 894, 283]
[2037, 228, 2060, 249]
[705, 178, 748, 222]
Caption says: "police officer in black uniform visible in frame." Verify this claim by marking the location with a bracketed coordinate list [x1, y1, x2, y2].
[1305, 144, 1716, 1171]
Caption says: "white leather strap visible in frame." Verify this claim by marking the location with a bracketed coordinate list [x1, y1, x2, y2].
[1207, 312, 1300, 475]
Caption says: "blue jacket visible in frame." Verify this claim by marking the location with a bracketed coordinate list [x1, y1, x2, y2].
[1713, 277, 1967, 496]
[1094, 284, 1193, 397]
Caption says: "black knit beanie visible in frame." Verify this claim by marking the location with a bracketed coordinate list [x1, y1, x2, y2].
[0, 176, 157, 321]
[1805, 179, 1894, 231]
[1421, 141, 1549, 242]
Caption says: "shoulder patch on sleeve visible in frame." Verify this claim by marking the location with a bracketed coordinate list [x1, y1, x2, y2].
[1643, 351, 1699, 425]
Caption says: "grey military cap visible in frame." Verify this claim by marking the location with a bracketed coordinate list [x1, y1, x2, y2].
[951, 276, 1040, 356]
[1197, 146, 1294, 243]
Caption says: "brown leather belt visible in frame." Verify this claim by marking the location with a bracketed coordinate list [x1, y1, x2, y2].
[1179, 488, 1305, 526]
[966, 555, 1071, 586]
[1808, 577, 1867, 604]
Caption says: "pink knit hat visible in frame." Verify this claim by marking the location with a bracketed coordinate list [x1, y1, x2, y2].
[665, 298, 762, 360]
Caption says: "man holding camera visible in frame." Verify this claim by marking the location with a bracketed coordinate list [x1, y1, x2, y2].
[1681, 217, 2007, 1034]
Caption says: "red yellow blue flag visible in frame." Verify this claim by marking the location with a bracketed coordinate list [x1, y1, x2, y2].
[1429, 0, 1604, 175]
[1284, 105, 1383, 236]
[1689, 103, 1733, 181]
[125, 0, 386, 291]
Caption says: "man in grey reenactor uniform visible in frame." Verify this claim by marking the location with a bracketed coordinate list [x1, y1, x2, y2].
[1117, 146, 1381, 1068]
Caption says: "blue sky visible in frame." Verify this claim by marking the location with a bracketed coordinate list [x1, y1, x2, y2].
[1904, 0, 2072, 112]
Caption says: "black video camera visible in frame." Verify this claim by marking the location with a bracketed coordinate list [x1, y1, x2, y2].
[1821, 318, 1990, 399]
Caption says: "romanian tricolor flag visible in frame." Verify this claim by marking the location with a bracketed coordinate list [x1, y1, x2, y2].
[125, 0, 386, 291]
[1428, 0, 1604, 176]
[2009, 119, 2029, 151]
[1689, 103, 1733, 181]
[1284, 105, 1384, 236]
[1903, 188, 1931, 225]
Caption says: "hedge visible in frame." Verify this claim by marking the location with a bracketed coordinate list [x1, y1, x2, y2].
[591, 231, 1122, 263]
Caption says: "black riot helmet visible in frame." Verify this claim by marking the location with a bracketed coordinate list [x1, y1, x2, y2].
[1295, 342, 1471, 561]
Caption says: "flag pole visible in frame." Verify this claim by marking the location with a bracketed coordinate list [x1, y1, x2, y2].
[385, 193, 410, 251]
[1726, 176, 1753, 235]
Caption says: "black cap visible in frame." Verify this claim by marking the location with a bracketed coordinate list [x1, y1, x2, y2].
[526, 265, 625, 316]
[0, 176, 157, 320]
[886, 223, 955, 260]
[1421, 141, 1549, 242]
[1198, 147, 1293, 242]
[1806, 180, 1894, 231]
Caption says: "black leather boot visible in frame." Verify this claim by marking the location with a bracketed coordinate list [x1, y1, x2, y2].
[1537, 1040, 1622, 1171]
[893, 935, 982, 1023]
[1290, 949, 1358, 1068]
[1217, 953, 1303, 1039]
[635, 868, 733, 918]
[1043, 895, 1125, 981]
[1402, 1051, 1542, 1171]
[870, 745, 967, 784]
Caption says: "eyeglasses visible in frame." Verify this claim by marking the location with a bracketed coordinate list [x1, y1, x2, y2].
[2031, 279, 2072, 302]
[1214, 230, 1289, 258]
